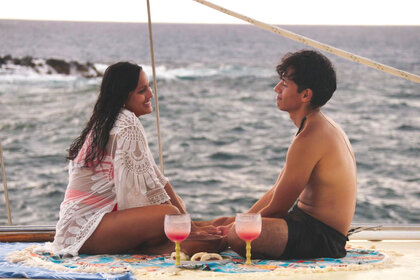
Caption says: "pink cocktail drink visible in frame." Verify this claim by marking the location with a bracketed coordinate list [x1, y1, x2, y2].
[165, 229, 190, 242]
[236, 227, 261, 241]
[235, 213, 262, 265]
[164, 214, 191, 266]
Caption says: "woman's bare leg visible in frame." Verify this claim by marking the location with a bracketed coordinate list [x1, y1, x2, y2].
[80, 204, 180, 254]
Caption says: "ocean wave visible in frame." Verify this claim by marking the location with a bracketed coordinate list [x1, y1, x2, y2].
[151, 64, 274, 80]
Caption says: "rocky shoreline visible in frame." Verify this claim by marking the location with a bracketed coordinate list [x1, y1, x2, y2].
[0, 55, 103, 78]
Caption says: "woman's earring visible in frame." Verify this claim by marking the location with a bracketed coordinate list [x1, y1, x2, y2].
[122, 104, 126, 108]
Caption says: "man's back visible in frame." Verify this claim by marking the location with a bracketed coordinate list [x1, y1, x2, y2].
[297, 112, 357, 235]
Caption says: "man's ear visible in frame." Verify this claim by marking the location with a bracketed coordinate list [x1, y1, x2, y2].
[302, 89, 313, 103]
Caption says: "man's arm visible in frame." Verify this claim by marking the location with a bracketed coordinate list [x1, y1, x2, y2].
[259, 136, 322, 217]
[247, 169, 284, 214]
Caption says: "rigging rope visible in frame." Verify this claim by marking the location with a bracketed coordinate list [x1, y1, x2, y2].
[146, 0, 164, 173]
[193, 0, 420, 84]
[0, 141, 12, 225]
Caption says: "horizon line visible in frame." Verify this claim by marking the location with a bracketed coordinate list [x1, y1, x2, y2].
[1, 18, 420, 27]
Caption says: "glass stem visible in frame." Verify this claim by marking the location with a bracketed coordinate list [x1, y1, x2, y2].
[246, 241, 251, 265]
[175, 241, 181, 266]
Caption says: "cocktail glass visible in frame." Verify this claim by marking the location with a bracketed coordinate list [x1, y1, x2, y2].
[235, 213, 262, 265]
[164, 214, 191, 266]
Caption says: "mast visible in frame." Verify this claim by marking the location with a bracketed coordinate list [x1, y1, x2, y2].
[146, 0, 165, 173]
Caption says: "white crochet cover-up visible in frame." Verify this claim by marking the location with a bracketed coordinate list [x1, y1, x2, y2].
[52, 109, 170, 256]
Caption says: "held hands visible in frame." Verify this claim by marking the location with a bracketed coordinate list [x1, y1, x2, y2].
[191, 221, 222, 238]
[191, 216, 235, 237]
[190, 216, 236, 239]
[182, 222, 228, 254]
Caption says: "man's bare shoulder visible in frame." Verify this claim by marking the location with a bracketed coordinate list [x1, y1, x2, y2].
[304, 114, 348, 142]
[287, 120, 326, 165]
[293, 115, 332, 148]
[291, 113, 354, 165]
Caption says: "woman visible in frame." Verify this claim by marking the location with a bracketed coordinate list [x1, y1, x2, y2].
[53, 62, 216, 256]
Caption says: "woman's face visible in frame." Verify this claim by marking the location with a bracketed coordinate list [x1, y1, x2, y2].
[124, 70, 153, 117]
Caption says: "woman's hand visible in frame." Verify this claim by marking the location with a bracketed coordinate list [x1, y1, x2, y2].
[217, 222, 234, 237]
[164, 182, 187, 214]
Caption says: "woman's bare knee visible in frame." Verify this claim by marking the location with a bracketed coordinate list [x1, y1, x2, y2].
[160, 204, 181, 215]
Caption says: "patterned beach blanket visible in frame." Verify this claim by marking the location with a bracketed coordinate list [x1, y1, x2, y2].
[1, 242, 390, 279]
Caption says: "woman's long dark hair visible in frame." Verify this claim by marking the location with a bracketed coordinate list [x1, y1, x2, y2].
[67, 62, 142, 167]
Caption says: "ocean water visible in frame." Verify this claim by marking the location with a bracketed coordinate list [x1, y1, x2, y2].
[0, 20, 419, 225]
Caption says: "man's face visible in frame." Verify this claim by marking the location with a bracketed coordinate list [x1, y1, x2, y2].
[273, 75, 303, 112]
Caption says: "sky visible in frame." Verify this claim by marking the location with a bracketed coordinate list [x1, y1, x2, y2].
[1, 0, 420, 25]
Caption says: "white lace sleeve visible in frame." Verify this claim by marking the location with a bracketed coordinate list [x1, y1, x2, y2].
[112, 109, 169, 210]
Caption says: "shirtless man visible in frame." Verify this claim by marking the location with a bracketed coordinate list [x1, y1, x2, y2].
[217, 50, 357, 259]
